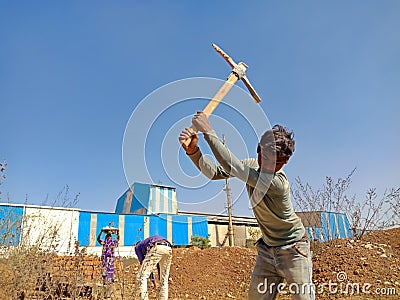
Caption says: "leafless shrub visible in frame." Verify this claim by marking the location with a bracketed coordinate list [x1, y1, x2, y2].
[292, 169, 356, 242]
[292, 168, 399, 241]
[388, 188, 400, 226]
[0, 187, 142, 299]
[293, 168, 356, 213]
[0, 163, 140, 298]
[41, 184, 80, 210]
[351, 187, 400, 239]
[0, 186, 96, 299]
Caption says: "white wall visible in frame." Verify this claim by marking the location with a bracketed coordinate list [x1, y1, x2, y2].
[22, 207, 80, 254]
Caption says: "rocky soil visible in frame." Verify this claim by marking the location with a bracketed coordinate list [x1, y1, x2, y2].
[132, 228, 399, 299]
[2, 228, 398, 299]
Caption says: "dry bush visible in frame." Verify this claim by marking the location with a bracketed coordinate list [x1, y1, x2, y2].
[0, 187, 100, 299]
[0, 165, 140, 298]
[292, 169, 399, 241]
[351, 187, 400, 238]
[292, 169, 356, 213]
[0, 204, 138, 298]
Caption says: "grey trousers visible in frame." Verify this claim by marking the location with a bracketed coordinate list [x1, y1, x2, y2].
[248, 240, 315, 300]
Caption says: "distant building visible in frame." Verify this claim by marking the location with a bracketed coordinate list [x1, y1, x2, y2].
[115, 182, 178, 215]
[0, 182, 353, 256]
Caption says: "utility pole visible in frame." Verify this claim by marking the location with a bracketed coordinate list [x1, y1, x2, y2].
[222, 134, 234, 246]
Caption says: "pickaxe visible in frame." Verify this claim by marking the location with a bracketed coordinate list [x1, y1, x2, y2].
[181, 43, 262, 147]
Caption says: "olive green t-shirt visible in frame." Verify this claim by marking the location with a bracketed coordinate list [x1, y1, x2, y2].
[188, 130, 305, 246]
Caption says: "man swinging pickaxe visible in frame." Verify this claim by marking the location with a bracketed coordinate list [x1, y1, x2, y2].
[180, 43, 262, 147]
[179, 45, 314, 300]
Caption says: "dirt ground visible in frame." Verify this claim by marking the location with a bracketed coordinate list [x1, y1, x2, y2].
[125, 228, 399, 300]
[8, 228, 398, 299]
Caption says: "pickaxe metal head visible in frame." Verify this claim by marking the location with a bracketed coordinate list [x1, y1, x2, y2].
[180, 43, 262, 147]
[212, 43, 262, 103]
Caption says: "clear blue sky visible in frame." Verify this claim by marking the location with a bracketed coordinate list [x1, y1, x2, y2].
[1, 1, 399, 216]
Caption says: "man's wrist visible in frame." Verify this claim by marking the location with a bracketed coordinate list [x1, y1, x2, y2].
[186, 147, 199, 155]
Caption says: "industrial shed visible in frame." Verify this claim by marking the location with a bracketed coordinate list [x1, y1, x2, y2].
[0, 182, 354, 255]
[180, 210, 354, 246]
[297, 211, 353, 242]
[0, 203, 79, 254]
[115, 182, 178, 215]
[0, 203, 208, 256]
[77, 211, 208, 247]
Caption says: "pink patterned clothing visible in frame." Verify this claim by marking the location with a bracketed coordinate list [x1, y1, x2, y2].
[100, 236, 118, 284]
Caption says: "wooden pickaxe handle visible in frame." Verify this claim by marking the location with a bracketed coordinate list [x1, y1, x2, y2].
[182, 43, 262, 148]
[182, 72, 239, 147]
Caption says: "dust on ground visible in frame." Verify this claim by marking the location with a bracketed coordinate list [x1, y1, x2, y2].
[127, 228, 399, 299]
[6, 228, 398, 299]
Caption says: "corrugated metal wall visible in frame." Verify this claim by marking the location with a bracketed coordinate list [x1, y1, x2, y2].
[0, 203, 208, 253]
[123, 215, 146, 245]
[304, 212, 353, 242]
[0, 204, 79, 254]
[115, 184, 147, 214]
[115, 183, 178, 215]
[149, 186, 177, 214]
[208, 211, 354, 246]
[132, 183, 151, 214]
[78, 211, 120, 247]
[0, 204, 24, 246]
[77, 212, 208, 247]
[1, 202, 353, 252]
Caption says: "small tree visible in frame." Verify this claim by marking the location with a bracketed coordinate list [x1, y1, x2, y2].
[293, 168, 357, 213]
[0, 184, 84, 298]
[351, 187, 400, 238]
[292, 169, 399, 240]
[388, 188, 400, 226]
[190, 235, 211, 249]
[292, 169, 357, 242]
[246, 226, 262, 247]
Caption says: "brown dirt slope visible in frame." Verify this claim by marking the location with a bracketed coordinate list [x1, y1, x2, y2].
[169, 246, 257, 299]
[160, 228, 399, 299]
[12, 228, 396, 299]
[311, 228, 399, 299]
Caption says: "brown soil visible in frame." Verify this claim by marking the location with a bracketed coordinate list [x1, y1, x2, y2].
[169, 246, 256, 299]
[6, 228, 398, 299]
[134, 228, 399, 299]
[310, 228, 400, 299]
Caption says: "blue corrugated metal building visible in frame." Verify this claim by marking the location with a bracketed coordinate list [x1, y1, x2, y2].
[115, 183, 178, 215]
[77, 212, 208, 247]
[0, 183, 354, 251]
[0, 182, 209, 251]
[298, 211, 353, 242]
[0, 204, 23, 246]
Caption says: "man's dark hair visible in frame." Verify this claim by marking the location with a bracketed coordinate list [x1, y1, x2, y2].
[258, 124, 295, 162]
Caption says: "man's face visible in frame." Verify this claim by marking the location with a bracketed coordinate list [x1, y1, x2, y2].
[257, 144, 287, 173]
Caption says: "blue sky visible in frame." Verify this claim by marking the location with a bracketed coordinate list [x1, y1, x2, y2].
[1, 1, 399, 216]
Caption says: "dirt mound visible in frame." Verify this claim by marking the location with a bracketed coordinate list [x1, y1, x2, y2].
[31, 228, 397, 299]
[312, 228, 399, 299]
[163, 228, 399, 299]
[169, 246, 257, 299]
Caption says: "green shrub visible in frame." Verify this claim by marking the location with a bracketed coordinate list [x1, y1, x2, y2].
[190, 234, 211, 249]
